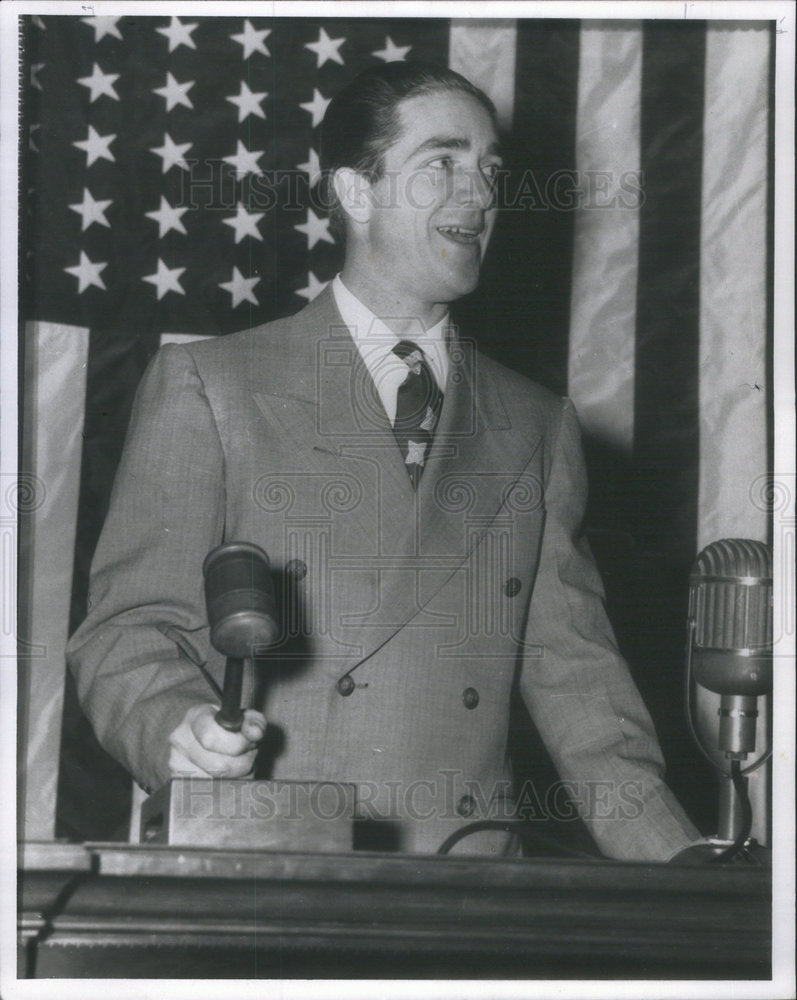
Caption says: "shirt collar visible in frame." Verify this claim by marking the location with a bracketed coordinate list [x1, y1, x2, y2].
[332, 274, 449, 347]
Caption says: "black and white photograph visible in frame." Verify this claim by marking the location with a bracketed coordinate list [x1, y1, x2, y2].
[1, 1, 794, 996]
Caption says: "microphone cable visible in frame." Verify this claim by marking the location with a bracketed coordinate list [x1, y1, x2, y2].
[436, 819, 599, 859]
[709, 758, 754, 864]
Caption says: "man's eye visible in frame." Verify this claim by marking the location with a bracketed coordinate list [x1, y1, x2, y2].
[427, 156, 454, 170]
[483, 162, 502, 182]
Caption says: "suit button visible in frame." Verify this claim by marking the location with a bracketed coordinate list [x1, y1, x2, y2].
[286, 559, 307, 581]
[457, 794, 476, 818]
[462, 687, 479, 709]
[504, 577, 522, 597]
[336, 675, 355, 697]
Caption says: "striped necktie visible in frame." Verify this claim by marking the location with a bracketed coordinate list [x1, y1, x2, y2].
[391, 340, 444, 489]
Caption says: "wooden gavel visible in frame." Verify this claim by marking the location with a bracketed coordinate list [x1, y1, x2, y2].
[202, 542, 279, 732]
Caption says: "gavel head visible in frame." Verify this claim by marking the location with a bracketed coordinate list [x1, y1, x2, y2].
[203, 542, 279, 659]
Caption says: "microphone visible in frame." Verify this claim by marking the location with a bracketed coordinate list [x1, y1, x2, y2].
[686, 539, 772, 851]
[203, 542, 279, 731]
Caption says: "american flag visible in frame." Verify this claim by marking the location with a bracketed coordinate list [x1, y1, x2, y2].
[23, 15, 455, 334]
[17, 13, 776, 843]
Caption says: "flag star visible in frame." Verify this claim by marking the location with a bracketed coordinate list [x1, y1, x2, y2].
[29, 124, 40, 152]
[151, 133, 192, 173]
[294, 208, 335, 250]
[299, 88, 331, 128]
[220, 267, 260, 308]
[373, 36, 412, 62]
[143, 259, 186, 300]
[81, 16, 122, 42]
[222, 202, 264, 243]
[305, 27, 345, 68]
[223, 140, 263, 178]
[69, 189, 112, 231]
[32, 15, 46, 29]
[406, 441, 428, 466]
[231, 19, 271, 59]
[77, 63, 120, 103]
[30, 63, 44, 91]
[145, 195, 188, 237]
[298, 148, 321, 187]
[73, 125, 116, 166]
[156, 17, 198, 53]
[226, 80, 267, 123]
[154, 72, 194, 111]
[64, 251, 106, 293]
[296, 271, 328, 302]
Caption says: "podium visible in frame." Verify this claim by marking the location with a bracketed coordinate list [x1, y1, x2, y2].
[18, 841, 770, 979]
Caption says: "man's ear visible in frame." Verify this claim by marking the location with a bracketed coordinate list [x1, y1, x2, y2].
[332, 167, 373, 225]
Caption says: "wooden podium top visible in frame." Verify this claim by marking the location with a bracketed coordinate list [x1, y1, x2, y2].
[18, 840, 771, 980]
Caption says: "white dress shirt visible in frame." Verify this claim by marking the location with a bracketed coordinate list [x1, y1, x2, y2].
[331, 274, 449, 427]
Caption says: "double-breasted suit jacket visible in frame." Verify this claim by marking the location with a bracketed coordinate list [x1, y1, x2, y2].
[67, 288, 699, 859]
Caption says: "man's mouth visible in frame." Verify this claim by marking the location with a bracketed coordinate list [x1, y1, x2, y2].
[436, 224, 483, 245]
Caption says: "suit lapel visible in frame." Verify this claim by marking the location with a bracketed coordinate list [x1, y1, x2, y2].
[250, 289, 414, 503]
[339, 334, 545, 677]
[243, 291, 545, 677]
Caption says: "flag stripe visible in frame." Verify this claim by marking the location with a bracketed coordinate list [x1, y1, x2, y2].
[497, 21, 583, 818]
[568, 21, 642, 455]
[448, 19, 580, 393]
[634, 21, 706, 568]
[613, 23, 709, 819]
[18, 321, 90, 839]
[765, 25, 776, 490]
[449, 19, 517, 131]
[697, 23, 771, 550]
[475, 19, 581, 396]
[695, 22, 773, 846]
[513, 18, 580, 397]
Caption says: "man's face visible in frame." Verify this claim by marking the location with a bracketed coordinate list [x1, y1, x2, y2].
[363, 89, 502, 312]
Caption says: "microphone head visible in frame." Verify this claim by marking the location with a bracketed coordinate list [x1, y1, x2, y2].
[203, 542, 279, 659]
[688, 539, 772, 697]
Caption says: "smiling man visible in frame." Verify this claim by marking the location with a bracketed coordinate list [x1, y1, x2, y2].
[328, 79, 501, 321]
[67, 62, 701, 860]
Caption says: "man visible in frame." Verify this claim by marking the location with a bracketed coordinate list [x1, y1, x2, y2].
[67, 61, 701, 859]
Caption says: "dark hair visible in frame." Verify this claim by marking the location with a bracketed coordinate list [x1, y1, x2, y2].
[318, 61, 498, 238]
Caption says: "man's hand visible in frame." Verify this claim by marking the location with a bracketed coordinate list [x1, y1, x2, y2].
[168, 703, 266, 779]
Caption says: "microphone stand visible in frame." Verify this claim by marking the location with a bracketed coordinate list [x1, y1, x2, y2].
[684, 618, 771, 864]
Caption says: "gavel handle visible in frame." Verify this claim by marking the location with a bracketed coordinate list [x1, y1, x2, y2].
[215, 656, 245, 732]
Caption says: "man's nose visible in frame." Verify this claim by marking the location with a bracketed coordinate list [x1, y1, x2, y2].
[451, 165, 495, 209]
